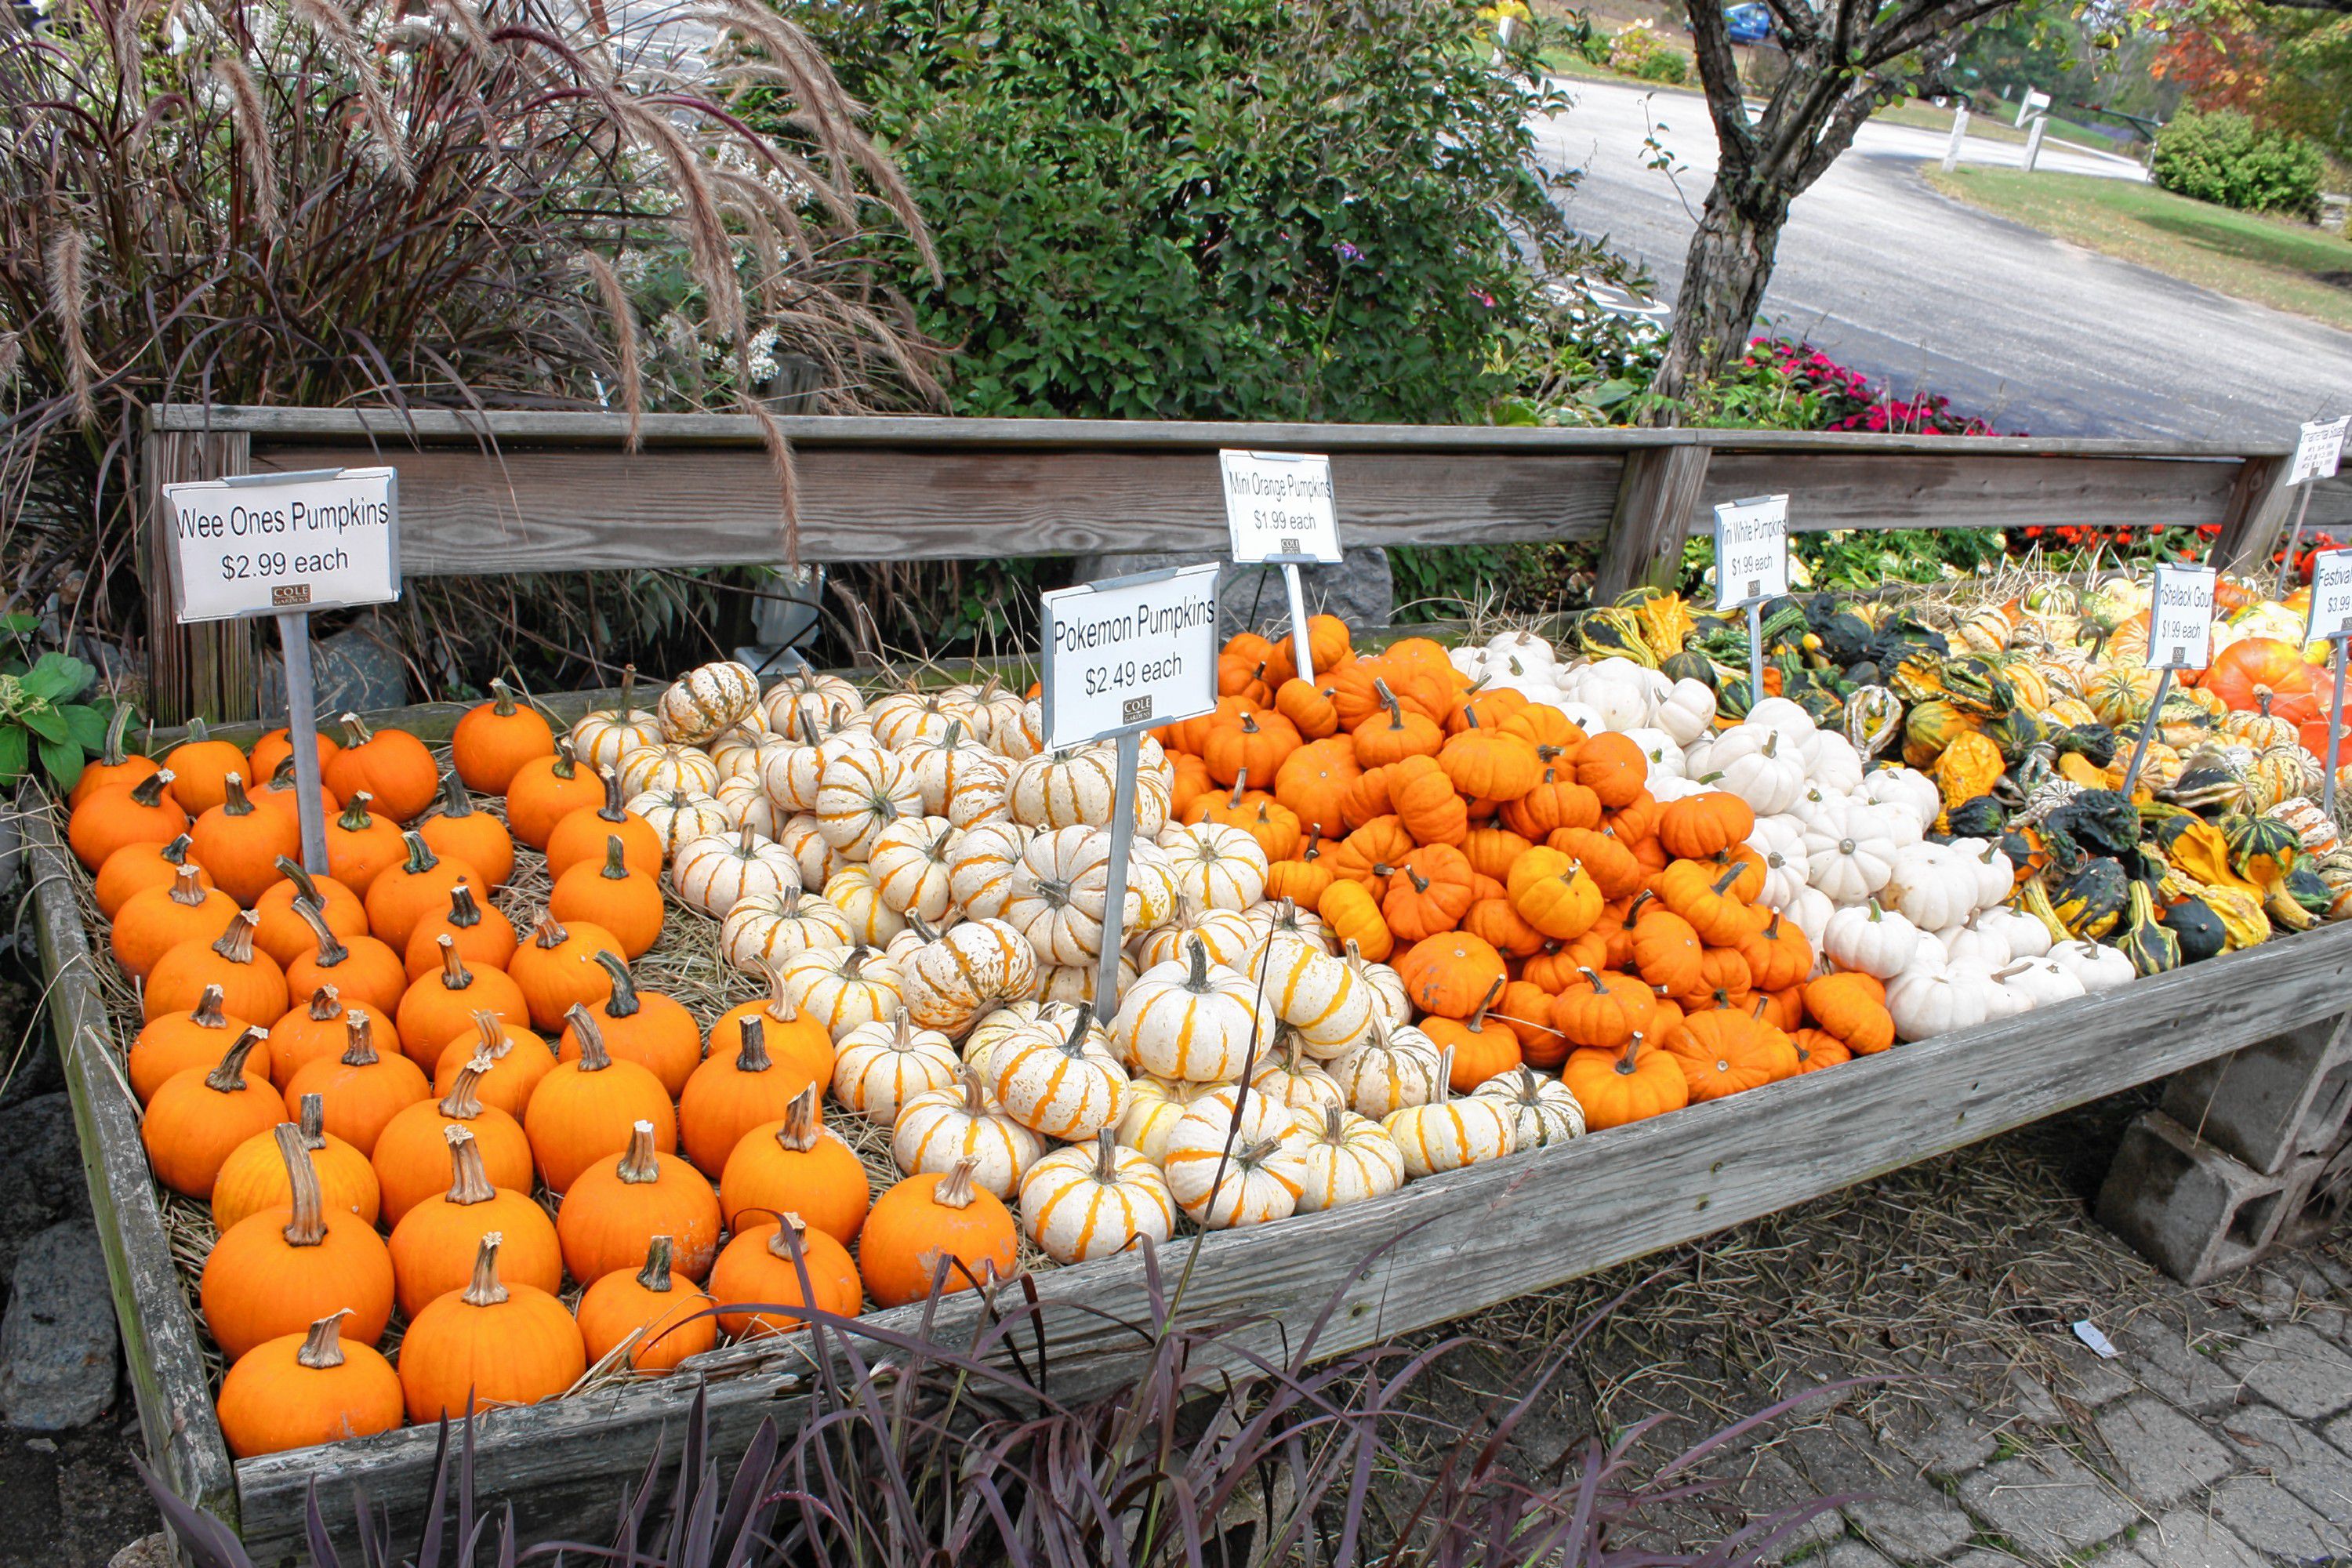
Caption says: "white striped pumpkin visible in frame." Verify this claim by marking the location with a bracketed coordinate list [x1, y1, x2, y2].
[1157, 822, 1268, 912]
[869, 815, 958, 921]
[985, 1006, 1129, 1142]
[1111, 938, 1272, 1083]
[1342, 940, 1411, 1027]
[898, 916, 1039, 1035]
[890, 1072, 1043, 1197]
[570, 675, 661, 772]
[1247, 926, 1372, 1057]
[627, 788, 731, 859]
[1114, 1074, 1212, 1163]
[1007, 747, 1119, 829]
[656, 659, 761, 744]
[988, 697, 1045, 761]
[619, 743, 721, 799]
[1038, 956, 1134, 1011]
[706, 724, 787, 784]
[673, 827, 800, 918]
[814, 747, 920, 859]
[821, 864, 904, 946]
[1472, 1066, 1585, 1149]
[1382, 1049, 1518, 1178]
[905, 723, 1006, 822]
[1131, 902, 1256, 971]
[1247, 1031, 1346, 1116]
[831, 1013, 958, 1122]
[720, 886, 853, 974]
[1160, 1086, 1306, 1229]
[1327, 1018, 1443, 1119]
[779, 944, 902, 1040]
[1294, 1104, 1404, 1214]
[1018, 1139, 1174, 1265]
[1004, 827, 1180, 967]
[713, 773, 785, 838]
[868, 690, 975, 751]
[774, 813, 842, 888]
[758, 730, 829, 814]
[760, 673, 864, 737]
[946, 820, 1032, 920]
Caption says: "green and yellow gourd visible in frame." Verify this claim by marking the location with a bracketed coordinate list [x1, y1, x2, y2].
[2112, 884, 2180, 978]
[2048, 858, 2129, 942]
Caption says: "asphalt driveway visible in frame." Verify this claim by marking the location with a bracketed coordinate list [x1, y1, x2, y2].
[1533, 76, 2352, 441]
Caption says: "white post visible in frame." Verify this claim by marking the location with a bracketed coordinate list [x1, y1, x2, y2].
[1942, 105, 1970, 172]
[2327, 639, 2347, 822]
[2023, 114, 2049, 172]
[2121, 667, 2175, 798]
[1092, 729, 1143, 1016]
[1280, 561, 1316, 688]
[274, 611, 331, 874]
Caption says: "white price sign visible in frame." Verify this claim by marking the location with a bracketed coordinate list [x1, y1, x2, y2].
[1219, 449, 1341, 564]
[1040, 563, 1219, 750]
[2309, 550, 2352, 641]
[1712, 494, 1790, 610]
[2291, 416, 2348, 486]
[2147, 562, 2216, 670]
[164, 468, 400, 624]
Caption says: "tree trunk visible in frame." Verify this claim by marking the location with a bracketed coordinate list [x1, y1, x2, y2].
[1644, 180, 1789, 419]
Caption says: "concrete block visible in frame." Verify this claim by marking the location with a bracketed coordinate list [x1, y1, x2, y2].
[2223, 1321, 2352, 1419]
[2271, 1134, 2352, 1252]
[1955, 1450, 2134, 1559]
[2205, 1474, 2339, 1561]
[2096, 1112, 2302, 1285]
[2161, 1015, 2352, 1175]
[2117, 1319, 2245, 1414]
[2212, 1402, 2352, 1532]
[2094, 1396, 2234, 1508]
[2125, 1509, 2270, 1568]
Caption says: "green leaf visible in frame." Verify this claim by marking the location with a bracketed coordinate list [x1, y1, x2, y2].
[62, 704, 110, 753]
[38, 736, 84, 794]
[20, 653, 93, 702]
[17, 707, 67, 744]
[0, 727, 26, 787]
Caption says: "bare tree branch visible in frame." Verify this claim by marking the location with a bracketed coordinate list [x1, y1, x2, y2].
[1686, 1, 1762, 172]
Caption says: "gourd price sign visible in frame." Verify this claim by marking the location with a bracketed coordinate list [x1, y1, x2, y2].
[1221, 448, 1338, 686]
[2145, 561, 2216, 672]
[161, 466, 402, 876]
[2309, 547, 2352, 818]
[1711, 493, 1790, 707]
[2274, 416, 2347, 593]
[1039, 562, 1221, 1014]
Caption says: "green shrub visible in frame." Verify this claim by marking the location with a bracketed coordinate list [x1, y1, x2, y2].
[1632, 49, 1691, 84]
[1606, 20, 1688, 83]
[796, 0, 1610, 423]
[2152, 109, 2325, 219]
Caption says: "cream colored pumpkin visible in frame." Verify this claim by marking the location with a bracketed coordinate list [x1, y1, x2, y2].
[1007, 747, 1120, 829]
[656, 659, 762, 744]
[822, 864, 905, 946]
[757, 727, 829, 815]
[619, 742, 721, 800]
[1341, 942, 1411, 1027]
[1131, 901, 1257, 971]
[960, 999, 1065, 1078]
[706, 724, 788, 785]
[1157, 822, 1269, 912]
[774, 813, 843, 887]
[985, 1006, 1131, 1141]
[1112, 938, 1275, 1083]
[779, 944, 902, 1040]
[672, 826, 801, 918]
[1038, 956, 1138, 1010]
[815, 747, 921, 860]
[1241, 899, 1331, 953]
[1472, 1066, 1586, 1149]
[1018, 1139, 1174, 1265]
[867, 690, 974, 751]
[1247, 1030, 1346, 1116]
[869, 815, 959, 922]
[1247, 922, 1372, 1056]
[720, 886, 853, 973]
[1160, 1086, 1308, 1229]
[891, 1072, 1044, 1198]
[904, 723, 1007, 823]
[1383, 1050, 1519, 1177]
[946, 820, 1034, 920]
[1328, 1017, 1443, 1118]
[627, 787, 732, 859]
[760, 673, 864, 738]
[831, 1013, 959, 1122]
[1003, 826, 1178, 967]
[899, 916, 1040, 1034]
[571, 696, 660, 774]
[989, 698, 1045, 762]
[1294, 1103, 1405, 1214]
[713, 773, 785, 838]
[1116, 1074, 1213, 1163]
[963, 681, 1029, 750]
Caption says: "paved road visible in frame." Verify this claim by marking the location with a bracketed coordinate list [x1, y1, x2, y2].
[1533, 77, 2352, 441]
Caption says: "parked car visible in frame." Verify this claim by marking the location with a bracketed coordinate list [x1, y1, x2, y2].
[1686, 3, 1775, 44]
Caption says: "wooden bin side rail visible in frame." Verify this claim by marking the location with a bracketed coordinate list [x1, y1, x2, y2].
[142, 405, 2352, 724]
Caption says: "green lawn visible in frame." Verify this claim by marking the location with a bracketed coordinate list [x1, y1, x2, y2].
[1925, 166, 2352, 333]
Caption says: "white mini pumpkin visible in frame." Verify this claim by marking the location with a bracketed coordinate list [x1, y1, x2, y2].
[672, 826, 801, 918]
[1327, 1016, 1443, 1118]
[1112, 938, 1275, 1083]
[1884, 963, 1989, 1042]
[1158, 822, 1270, 912]
[628, 787, 732, 859]
[1007, 746, 1120, 829]
[779, 943, 902, 1040]
[775, 812, 844, 887]
[869, 815, 959, 922]
[831, 1013, 959, 1122]
[656, 659, 761, 744]
[1472, 1065, 1586, 1149]
[1131, 902, 1257, 970]
[1116, 1074, 1213, 1163]
[822, 863, 906, 946]
[898, 916, 1040, 1035]
[1384, 1050, 1519, 1178]
[1341, 942, 1411, 1026]
[720, 886, 854, 973]
[1247, 923, 1372, 1056]
[814, 746, 922, 860]
[1294, 1104, 1405, 1213]
[1160, 1086, 1308, 1229]
[2048, 938, 2136, 993]
[1821, 899, 1921, 980]
[868, 690, 975, 751]
[946, 820, 1034, 920]
[891, 1071, 1044, 1198]
[986, 1005, 1131, 1141]
[1018, 1139, 1175, 1265]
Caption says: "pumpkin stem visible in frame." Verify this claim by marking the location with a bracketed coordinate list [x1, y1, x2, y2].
[158, 833, 198, 873]
[469, 1011, 514, 1062]
[1615, 1030, 1646, 1076]
[295, 1311, 351, 1370]
[218, 772, 256, 817]
[765, 1212, 812, 1263]
[441, 880, 486, 932]
[602, 834, 633, 880]
[1228, 769, 1249, 808]
[399, 831, 439, 877]
[550, 738, 579, 781]
[489, 677, 520, 717]
[1184, 935, 1211, 991]
[1468, 976, 1504, 1030]
[1240, 1134, 1287, 1167]
[1321, 1102, 1347, 1142]
[459, 1232, 510, 1308]
[273, 855, 327, 909]
[754, 960, 802, 1021]
[636, 1235, 676, 1292]
[439, 1054, 494, 1119]
[591, 950, 641, 1015]
[1430, 1047, 1457, 1104]
[958, 1065, 988, 1113]
[596, 764, 627, 822]
[204, 1027, 265, 1092]
[130, 770, 173, 808]
[434, 935, 477, 992]
[296, 1092, 327, 1149]
[211, 909, 260, 966]
[292, 898, 349, 968]
[771, 1083, 826, 1154]
[165, 863, 209, 908]
[189, 984, 230, 1031]
[1624, 891, 1655, 927]
[336, 792, 376, 832]
[618, 664, 638, 713]
[735, 1015, 774, 1074]
[1762, 912, 1783, 941]
[617, 1120, 663, 1183]
[338, 712, 375, 748]
[270, 756, 300, 793]
[564, 1004, 615, 1072]
[274, 1122, 327, 1247]
[98, 702, 133, 768]
[443, 1124, 499, 1206]
[304, 985, 343, 1022]
[1374, 678, 1405, 731]
[339, 1012, 380, 1069]
[902, 911, 940, 945]
[531, 909, 572, 949]
[1406, 869, 1431, 895]
[1710, 862, 1748, 898]
[936, 1155, 983, 1210]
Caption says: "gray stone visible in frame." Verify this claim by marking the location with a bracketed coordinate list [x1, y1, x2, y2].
[1739, 1450, 1849, 1563]
[2098, 1113, 2304, 1286]
[1066, 550, 1396, 641]
[2211, 1402, 2352, 1530]
[1817, 1543, 1899, 1568]
[0, 1095, 90, 1287]
[2056, 1352, 2140, 1410]
[2323, 1408, 2352, 1457]
[1846, 1497, 1977, 1563]
[1882, 1399, 2002, 1480]
[2005, 1369, 2064, 1428]
[1939, 1554, 2031, 1568]
[2124, 1509, 2270, 1568]
[2161, 1015, 2352, 1176]
[1955, 1450, 2136, 1560]
[1782, 1415, 1978, 1563]
[0, 1223, 118, 1432]
[2119, 1319, 2245, 1414]
[2223, 1322, 2352, 1418]
[260, 608, 406, 723]
[2205, 1474, 2340, 1560]
[2094, 1398, 2235, 1508]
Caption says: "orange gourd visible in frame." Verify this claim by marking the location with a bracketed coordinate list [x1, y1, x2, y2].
[1381, 844, 1475, 941]
[1419, 978, 1522, 1091]
[1387, 753, 1468, 847]
[94, 833, 209, 920]
[575, 1236, 718, 1373]
[1201, 709, 1303, 789]
[432, 1011, 558, 1120]
[1265, 840, 1338, 910]
[215, 1310, 402, 1459]
[1506, 847, 1605, 941]
[549, 835, 663, 959]
[1657, 790, 1757, 862]
[140, 1028, 282, 1198]
[558, 1119, 724, 1286]
[1461, 826, 1532, 882]
[1351, 681, 1443, 767]
[1272, 677, 1341, 742]
[1656, 860, 1762, 946]
[1572, 731, 1648, 808]
[213, 1091, 381, 1232]
[1801, 972, 1896, 1055]
[282, 900, 408, 1018]
[679, 1015, 822, 1177]
[1316, 879, 1393, 961]
[1462, 896, 1546, 959]
[1788, 1028, 1851, 1073]
[1563, 1032, 1688, 1130]
[1436, 714, 1541, 804]
[146, 910, 289, 1024]
[267, 986, 395, 1091]
[113, 864, 238, 981]
[323, 793, 406, 896]
[188, 774, 300, 907]
[557, 951, 702, 1098]
[858, 1156, 1018, 1309]
[1501, 702, 1584, 753]
[1664, 1006, 1797, 1101]
[68, 769, 189, 871]
[707, 1214, 862, 1338]
[1272, 737, 1359, 836]
[451, 679, 555, 794]
[508, 910, 620, 1032]
[1548, 964, 1658, 1051]
[387, 1125, 564, 1319]
[365, 832, 481, 954]
[1623, 896, 1704, 996]
[282, 1012, 432, 1156]
[250, 753, 342, 827]
[247, 725, 339, 789]
[163, 720, 251, 818]
[71, 705, 159, 808]
[372, 1051, 535, 1228]
[200, 1124, 396, 1361]
[397, 1233, 584, 1423]
[1737, 911, 1813, 993]
[1547, 826, 1645, 901]
[524, 1006, 677, 1194]
[1495, 978, 1570, 1068]
[706, 964, 837, 1084]
[416, 772, 517, 891]
[324, 713, 438, 824]
[129, 985, 260, 1105]
[503, 740, 604, 850]
[717, 1083, 871, 1244]
[1503, 768, 1602, 840]
[396, 936, 532, 1066]
[2204, 637, 2321, 724]
[1392, 931, 1508, 1018]
[1339, 763, 1398, 830]
[403, 879, 517, 981]
[543, 762, 661, 879]
[250, 858, 368, 970]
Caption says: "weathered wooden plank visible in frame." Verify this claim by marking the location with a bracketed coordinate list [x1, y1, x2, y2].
[144, 431, 263, 726]
[1699, 450, 2247, 535]
[227, 917, 2352, 1563]
[158, 404, 2285, 459]
[245, 443, 1623, 572]
[2208, 455, 2298, 572]
[1595, 444, 1711, 598]
[22, 802, 238, 1530]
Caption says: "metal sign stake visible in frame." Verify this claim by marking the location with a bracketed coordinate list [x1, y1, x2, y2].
[274, 612, 332, 874]
[1280, 561, 1316, 687]
[1747, 600, 1765, 710]
[1092, 729, 1144, 1016]
[2328, 639, 2347, 822]
[2275, 484, 2316, 598]
[2120, 667, 2174, 799]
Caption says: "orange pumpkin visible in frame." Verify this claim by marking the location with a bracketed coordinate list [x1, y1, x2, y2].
[67, 770, 189, 872]
[323, 793, 406, 896]
[1381, 844, 1476, 941]
[1494, 978, 1570, 1068]
[1546, 826, 1644, 900]
[325, 714, 437, 824]
[1801, 973, 1895, 1054]
[1548, 964, 1657, 1051]
[451, 679, 556, 795]
[1419, 978, 1521, 1091]
[1562, 1033, 1686, 1129]
[1316, 879, 1393, 961]
[1386, 754, 1468, 847]
[1392, 931, 1508, 1018]
[2203, 637, 2321, 724]
[162, 720, 251, 819]
[1351, 681, 1445, 768]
